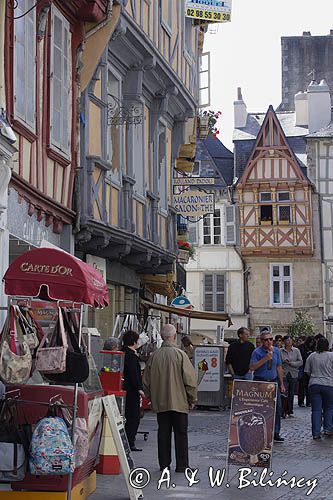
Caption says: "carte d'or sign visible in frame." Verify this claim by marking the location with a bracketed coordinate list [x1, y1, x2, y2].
[185, 0, 232, 23]
[20, 262, 73, 276]
[173, 190, 214, 217]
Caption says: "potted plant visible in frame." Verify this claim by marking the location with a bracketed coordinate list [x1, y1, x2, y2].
[177, 240, 195, 263]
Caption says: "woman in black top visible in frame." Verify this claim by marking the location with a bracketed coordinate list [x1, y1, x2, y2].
[122, 330, 144, 451]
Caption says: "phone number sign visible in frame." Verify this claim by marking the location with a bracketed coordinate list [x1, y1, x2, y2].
[185, 1, 232, 23]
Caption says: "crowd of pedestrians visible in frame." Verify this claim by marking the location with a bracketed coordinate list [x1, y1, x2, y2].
[227, 327, 333, 442]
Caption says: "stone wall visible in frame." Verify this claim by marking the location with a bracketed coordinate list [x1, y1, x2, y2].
[279, 33, 333, 111]
[245, 257, 323, 335]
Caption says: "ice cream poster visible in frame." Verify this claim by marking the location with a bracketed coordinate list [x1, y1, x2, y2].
[227, 381, 277, 468]
[194, 347, 220, 391]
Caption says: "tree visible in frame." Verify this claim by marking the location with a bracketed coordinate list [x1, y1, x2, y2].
[288, 310, 315, 339]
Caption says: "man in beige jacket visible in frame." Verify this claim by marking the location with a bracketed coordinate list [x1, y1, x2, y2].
[143, 324, 197, 472]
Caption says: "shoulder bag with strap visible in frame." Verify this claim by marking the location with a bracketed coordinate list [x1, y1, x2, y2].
[0, 306, 32, 385]
[36, 307, 68, 374]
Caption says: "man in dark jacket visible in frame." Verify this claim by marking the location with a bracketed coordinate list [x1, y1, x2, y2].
[122, 330, 144, 451]
[226, 327, 254, 380]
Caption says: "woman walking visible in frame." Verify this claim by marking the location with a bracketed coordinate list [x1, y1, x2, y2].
[304, 337, 333, 439]
[122, 330, 144, 451]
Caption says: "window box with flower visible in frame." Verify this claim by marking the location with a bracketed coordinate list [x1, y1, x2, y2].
[177, 240, 195, 263]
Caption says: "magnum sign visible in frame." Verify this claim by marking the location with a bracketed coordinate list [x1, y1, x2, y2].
[20, 262, 73, 276]
[227, 380, 277, 468]
[173, 190, 214, 217]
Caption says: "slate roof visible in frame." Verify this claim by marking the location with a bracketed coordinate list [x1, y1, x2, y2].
[195, 136, 234, 188]
[233, 111, 309, 141]
[307, 122, 333, 138]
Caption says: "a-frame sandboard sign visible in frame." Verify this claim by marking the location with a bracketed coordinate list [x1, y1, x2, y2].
[102, 395, 143, 500]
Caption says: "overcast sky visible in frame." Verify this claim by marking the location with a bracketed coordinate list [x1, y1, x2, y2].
[203, 0, 333, 150]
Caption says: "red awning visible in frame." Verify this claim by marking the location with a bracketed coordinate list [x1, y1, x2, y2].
[3, 248, 109, 308]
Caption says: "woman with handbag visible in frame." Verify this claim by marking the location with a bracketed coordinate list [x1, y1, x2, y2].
[122, 330, 144, 452]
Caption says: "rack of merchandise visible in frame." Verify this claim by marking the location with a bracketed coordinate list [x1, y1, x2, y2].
[1, 247, 109, 500]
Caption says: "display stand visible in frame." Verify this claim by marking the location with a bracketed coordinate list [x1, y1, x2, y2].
[102, 395, 143, 500]
[2, 248, 109, 500]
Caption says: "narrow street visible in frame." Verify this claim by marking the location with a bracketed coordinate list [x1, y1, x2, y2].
[92, 405, 333, 499]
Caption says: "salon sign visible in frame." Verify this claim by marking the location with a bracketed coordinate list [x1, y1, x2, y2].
[185, 0, 232, 23]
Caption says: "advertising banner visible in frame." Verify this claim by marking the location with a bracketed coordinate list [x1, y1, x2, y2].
[185, 0, 232, 23]
[173, 190, 214, 217]
[194, 346, 220, 391]
[227, 380, 277, 468]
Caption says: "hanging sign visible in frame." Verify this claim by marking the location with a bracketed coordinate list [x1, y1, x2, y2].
[171, 295, 193, 309]
[185, 0, 232, 23]
[173, 190, 214, 217]
[194, 346, 220, 391]
[227, 380, 277, 468]
[173, 177, 215, 186]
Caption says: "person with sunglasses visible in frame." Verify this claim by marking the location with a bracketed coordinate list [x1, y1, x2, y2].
[249, 328, 286, 442]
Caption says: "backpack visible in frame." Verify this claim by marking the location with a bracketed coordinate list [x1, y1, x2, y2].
[29, 417, 74, 475]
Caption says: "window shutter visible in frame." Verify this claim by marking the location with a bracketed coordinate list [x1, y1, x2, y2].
[204, 274, 213, 311]
[225, 205, 236, 245]
[62, 22, 70, 152]
[188, 222, 198, 245]
[216, 274, 225, 312]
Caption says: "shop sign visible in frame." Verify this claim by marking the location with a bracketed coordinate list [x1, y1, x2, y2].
[173, 190, 214, 217]
[185, 0, 232, 23]
[171, 295, 192, 309]
[194, 346, 220, 391]
[173, 177, 215, 186]
[86, 255, 107, 281]
[227, 380, 277, 468]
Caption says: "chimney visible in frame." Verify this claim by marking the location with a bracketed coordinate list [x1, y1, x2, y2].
[302, 31, 311, 36]
[294, 91, 308, 126]
[234, 87, 247, 128]
[307, 79, 331, 133]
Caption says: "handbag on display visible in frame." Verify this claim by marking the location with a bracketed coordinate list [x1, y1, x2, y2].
[46, 309, 89, 384]
[0, 399, 30, 482]
[14, 306, 39, 352]
[0, 306, 32, 385]
[36, 307, 68, 374]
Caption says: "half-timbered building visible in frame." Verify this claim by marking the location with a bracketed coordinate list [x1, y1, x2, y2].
[76, 1, 202, 337]
[4, 0, 111, 261]
[234, 96, 323, 335]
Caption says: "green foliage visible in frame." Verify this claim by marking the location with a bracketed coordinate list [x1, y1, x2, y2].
[288, 310, 315, 339]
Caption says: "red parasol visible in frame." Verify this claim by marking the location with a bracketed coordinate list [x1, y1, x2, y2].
[3, 248, 109, 308]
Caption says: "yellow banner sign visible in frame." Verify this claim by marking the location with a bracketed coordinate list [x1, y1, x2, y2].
[185, 1, 232, 23]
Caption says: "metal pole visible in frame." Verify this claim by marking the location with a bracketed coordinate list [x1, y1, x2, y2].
[67, 303, 84, 500]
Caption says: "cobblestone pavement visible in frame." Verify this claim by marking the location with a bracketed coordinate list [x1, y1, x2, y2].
[91, 404, 333, 500]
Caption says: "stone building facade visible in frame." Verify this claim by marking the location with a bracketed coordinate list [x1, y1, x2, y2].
[279, 31, 333, 111]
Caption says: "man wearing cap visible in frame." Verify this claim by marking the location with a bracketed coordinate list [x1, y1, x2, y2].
[249, 328, 286, 442]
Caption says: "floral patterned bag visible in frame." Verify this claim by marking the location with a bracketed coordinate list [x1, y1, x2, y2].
[0, 306, 32, 385]
[29, 416, 74, 475]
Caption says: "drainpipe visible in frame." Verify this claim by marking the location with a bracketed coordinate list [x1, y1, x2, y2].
[227, 184, 250, 327]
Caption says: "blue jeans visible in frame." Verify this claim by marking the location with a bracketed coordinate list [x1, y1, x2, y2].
[233, 372, 253, 381]
[309, 384, 333, 437]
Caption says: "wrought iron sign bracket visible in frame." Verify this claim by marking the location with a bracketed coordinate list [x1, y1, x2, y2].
[107, 94, 144, 126]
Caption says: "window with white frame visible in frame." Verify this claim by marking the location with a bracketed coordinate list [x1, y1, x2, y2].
[203, 209, 221, 245]
[107, 69, 122, 179]
[14, 0, 36, 129]
[159, 0, 172, 59]
[270, 264, 292, 307]
[184, 16, 193, 56]
[50, 7, 71, 154]
[204, 273, 226, 312]
[157, 121, 168, 211]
